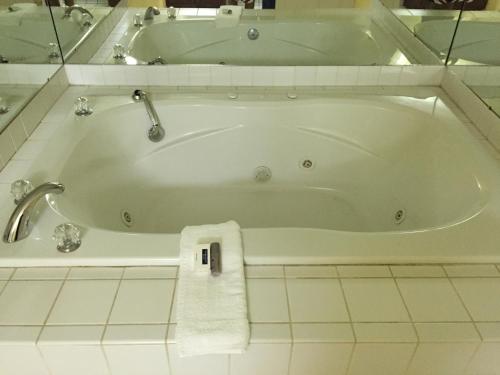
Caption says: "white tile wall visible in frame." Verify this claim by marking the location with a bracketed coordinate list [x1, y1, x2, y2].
[64, 65, 446, 87]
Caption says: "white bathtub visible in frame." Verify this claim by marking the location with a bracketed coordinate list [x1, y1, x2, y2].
[121, 13, 411, 65]
[2, 90, 500, 266]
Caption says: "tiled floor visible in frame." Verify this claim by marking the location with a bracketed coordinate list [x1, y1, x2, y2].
[0, 265, 499, 374]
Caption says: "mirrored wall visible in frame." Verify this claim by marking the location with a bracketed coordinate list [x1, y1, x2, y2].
[0, 0, 62, 132]
[44, 0, 457, 66]
[448, 0, 500, 120]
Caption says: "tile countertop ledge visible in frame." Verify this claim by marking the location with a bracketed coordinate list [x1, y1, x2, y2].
[2, 265, 500, 375]
[0, 265, 499, 345]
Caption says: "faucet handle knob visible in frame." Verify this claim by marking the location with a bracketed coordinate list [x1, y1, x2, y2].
[11, 180, 33, 205]
[53, 223, 81, 253]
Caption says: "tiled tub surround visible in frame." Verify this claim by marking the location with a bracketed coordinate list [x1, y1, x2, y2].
[1, 86, 497, 266]
[0, 265, 500, 375]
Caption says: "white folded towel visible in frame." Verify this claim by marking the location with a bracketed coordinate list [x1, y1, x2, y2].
[215, 5, 242, 29]
[176, 220, 249, 357]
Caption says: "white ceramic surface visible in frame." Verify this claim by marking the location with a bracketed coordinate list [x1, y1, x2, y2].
[1, 90, 500, 266]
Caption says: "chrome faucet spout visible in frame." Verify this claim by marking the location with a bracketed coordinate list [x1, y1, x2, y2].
[3, 182, 65, 243]
[63, 5, 94, 19]
[144, 6, 160, 20]
[132, 89, 165, 142]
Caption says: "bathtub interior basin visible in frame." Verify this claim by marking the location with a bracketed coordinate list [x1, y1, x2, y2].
[125, 15, 411, 65]
[39, 95, 490, 234]
[3, 88, 500, 266]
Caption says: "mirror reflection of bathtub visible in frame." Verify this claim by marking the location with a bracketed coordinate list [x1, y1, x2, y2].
[111, 12, 413, 65]
[0, 85, 40, 132]
[0, 5, 109, 63]
[415, 18, 500, 65]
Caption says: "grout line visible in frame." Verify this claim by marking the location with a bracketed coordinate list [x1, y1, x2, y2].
[99, 267, 125, 343]
[447, 276, 484, 342]
[282, 266, 295, 375]
[337, 278, 356, 346]
[35, 267, 71, 344]
[390, 268, 420, 341]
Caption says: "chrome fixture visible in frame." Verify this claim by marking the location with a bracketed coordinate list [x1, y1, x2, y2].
[53, 223, 81, 252]
[287, 92, 297, 99]
[247, 28, 259, 40]
[133, 13, 143, 27]
[132, 89, 165, 142]
[10, 179, 34, 204]
[3, 182, 65, 243]
[221, 8, 233, 15]
[144, 6, 160, 21]
[63, 5, 94, 19]
[0, 96, 9, 114]
[0, 55, 8, 64]
[48, 43, 60, 59]
[74, 96, 93, 116]
[228, 92, 238, 99]
[113, 44, 126, 60]
[80, 13, 92, 27]
[167, 6, 176, 19]
[148, 56, 167, 65]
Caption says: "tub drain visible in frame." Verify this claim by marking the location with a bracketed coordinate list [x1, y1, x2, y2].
[121, 210, 133, 227]
[394, 209, 406, 225]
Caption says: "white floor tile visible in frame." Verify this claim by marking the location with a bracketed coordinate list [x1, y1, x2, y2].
[287, 279, 349, 322]
[108, 279, 174, 324]
[167, 344, 229, 375]
[292, 323, 354, 343]
[452, 278, 500, 321]
[444, 265, 500, 277]
[47, 280, 119, 325]
[104, 345, 169, 375]
[347, 343, 416, 375]
[353, 323, 416, 343]
[39, 345, 109, 375]
[406, 343, 478, 375]
[245, 266, 284, 279]
[0, 346, 50, 375]
[123, 267, 177, 279]
[284, 266, 337, 278]
[467, 343, 500, 374]
[337, 266, 391, 278]
[289, 343, 353, 375]
[230, 343, 290, 375]
[67, 267, 123, 279]
[390, 265, 446, 278]
[342, 279, 410, 322]
[0, 281, 62, 325]
[12, 268, 68, 280]
[415, 323, 480, 342]
[246, 279, 289, 322]
[397, 278, 470, 322]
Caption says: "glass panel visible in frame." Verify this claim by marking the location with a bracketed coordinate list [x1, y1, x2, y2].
[47, 0, 117, 63]
[448, 1, 500, 65]
[0, 1, 62, 132]
[60, 0, 441, 65]
[380, 0, 464, 64]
